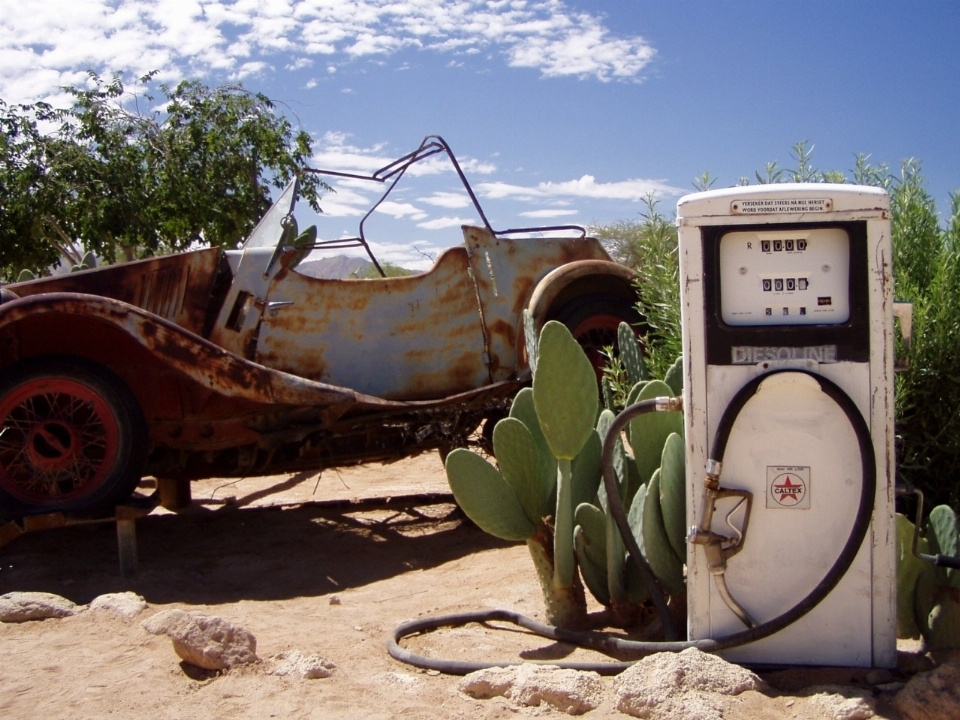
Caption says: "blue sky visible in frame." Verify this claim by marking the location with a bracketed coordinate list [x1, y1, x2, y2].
[2, 1, 958, 270]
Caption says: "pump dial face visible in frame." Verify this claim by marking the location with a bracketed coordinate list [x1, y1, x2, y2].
[718, 227, 850, 327]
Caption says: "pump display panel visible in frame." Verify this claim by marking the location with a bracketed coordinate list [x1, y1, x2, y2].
[719, 227, 851, 327]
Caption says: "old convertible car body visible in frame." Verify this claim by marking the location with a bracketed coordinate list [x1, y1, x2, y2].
[0, 136, 639, 520]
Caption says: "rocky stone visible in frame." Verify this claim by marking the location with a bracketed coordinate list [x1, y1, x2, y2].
[892, 661, 960, 720]
[89, 592, 147, 619]
[142, 609, 258, 670]
[269, 650, 337, 679]
[0, 591, 79, 622]
[613, 648, 764, 719]
[458, 664, 604, 715]
[141, 608, 189, 636]
[798, 685, 875, 720]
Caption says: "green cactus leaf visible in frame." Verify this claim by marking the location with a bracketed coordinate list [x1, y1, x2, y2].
[16, 269, 36, 282]
[571, 429, 602, 510]
[659, 432, 687, 560]
[522, 309, 539, 377]
[629, 380, 684, 486]
[575, 525, 610, 606]
[642, 469, 685, 596]
[618, 321, 646, 384]
[927, 596, 960, 650]
[554, 458, 576, 588]
[510, 388, 556, 494]
[444, 448, 534, 541]
[896, 513, 935, 638]
[625, 381, 650, 408]
[533, 321, 599, 460]
[575, 503, 607, 554]
[606, 505, 628, 604]
[625, 483, 651, 604]
[928, 505, 960, 589]
[596, 407, 643, 512]
[80, 251, 97, 269]
[493, 417, 551, 525]
[663, 356, 684, 396]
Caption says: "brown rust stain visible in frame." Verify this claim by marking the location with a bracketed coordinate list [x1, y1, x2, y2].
[8, 249, 222, 335]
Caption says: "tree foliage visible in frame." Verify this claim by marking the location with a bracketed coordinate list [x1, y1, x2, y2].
[589, 195, 680, 381]
[0, 72, 324, 279]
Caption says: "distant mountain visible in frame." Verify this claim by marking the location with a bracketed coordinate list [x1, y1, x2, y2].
[296, 255, 373, 279]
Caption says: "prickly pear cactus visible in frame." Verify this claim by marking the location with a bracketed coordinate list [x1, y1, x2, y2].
[444, 320, 600, 629]
[896, 505, 960, 649]
[573, 358, 687, 628]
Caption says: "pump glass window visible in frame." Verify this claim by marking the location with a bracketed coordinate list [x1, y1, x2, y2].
[719, 228, 850, 327]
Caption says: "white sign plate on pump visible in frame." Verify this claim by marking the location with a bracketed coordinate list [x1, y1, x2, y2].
[719, 227, 851, 326]
[676, 183, 896, 668]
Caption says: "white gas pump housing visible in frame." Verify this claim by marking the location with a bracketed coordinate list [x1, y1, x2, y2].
[677, 184, 896, 667]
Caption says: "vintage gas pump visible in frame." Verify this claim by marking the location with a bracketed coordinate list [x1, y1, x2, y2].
[678, 184, 898, 667]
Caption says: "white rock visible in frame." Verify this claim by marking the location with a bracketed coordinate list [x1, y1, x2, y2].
[141, 608, 189, 635]
[375, 671, 424, 692]
[613, 648, 764, 719]
[458, 664, 604, 715]
[0, 592, 79, 622]
[269, 650, 337, 679]
[799, 685, 875, 720]
[142, 610, 257, 670]
[89, 592, 147, 619]
[893, 662, 960, 720]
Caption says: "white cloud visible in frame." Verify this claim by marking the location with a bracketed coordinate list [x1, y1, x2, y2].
[520, 208, 578, 218]
[416, 216, 475, 230]
[375, 200, 428, 221]
[1, 0, 657, 104]
[419, 191, 472, 209]
[478, 175, 684, 202]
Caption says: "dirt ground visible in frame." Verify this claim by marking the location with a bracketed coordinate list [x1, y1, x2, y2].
[0, 453, 929, 719]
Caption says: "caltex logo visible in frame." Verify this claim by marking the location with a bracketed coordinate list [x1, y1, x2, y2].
[772, 473, 806, 506]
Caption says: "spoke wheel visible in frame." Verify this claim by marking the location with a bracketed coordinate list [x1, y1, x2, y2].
[553, 294, 646, 379]
[0, 357, 147, 520]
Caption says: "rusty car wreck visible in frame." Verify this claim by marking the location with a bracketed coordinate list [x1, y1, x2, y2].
[0, 136, 639, 521]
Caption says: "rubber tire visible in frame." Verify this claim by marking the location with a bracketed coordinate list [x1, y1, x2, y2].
[551, 294, 646, 376]
[0, 356, 148, 521]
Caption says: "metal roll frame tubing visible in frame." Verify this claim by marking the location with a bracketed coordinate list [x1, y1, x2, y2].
[388, 369, 876, 675]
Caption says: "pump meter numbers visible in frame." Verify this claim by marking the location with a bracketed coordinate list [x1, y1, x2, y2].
[718, 227, 851, 327]
[766, 466, 811, 509]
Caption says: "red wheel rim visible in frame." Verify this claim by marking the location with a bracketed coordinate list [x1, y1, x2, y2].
[570, 313, 626, 377]
[0, 377, 121, 506]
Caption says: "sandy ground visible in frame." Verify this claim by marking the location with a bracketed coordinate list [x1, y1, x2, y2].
[0, 453, 930, 719]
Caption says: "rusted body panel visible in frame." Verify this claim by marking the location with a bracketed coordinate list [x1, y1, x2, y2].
[256, 246, 489, 400]
[9, 249, 224, 336]
[0, 137, 639, 516]
[462, 226, 614, 382]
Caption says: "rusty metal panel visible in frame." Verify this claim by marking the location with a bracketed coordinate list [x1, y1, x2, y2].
[462, 226, 613, 381]
[254, 246, 489, 400]
[8, 249, 222, 335]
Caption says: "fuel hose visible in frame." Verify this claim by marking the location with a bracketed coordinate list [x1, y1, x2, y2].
[388, 369, 876, 675]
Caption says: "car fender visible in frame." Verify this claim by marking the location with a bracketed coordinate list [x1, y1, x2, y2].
[526, 260, 637, 326]
[0, 292, 368, 409]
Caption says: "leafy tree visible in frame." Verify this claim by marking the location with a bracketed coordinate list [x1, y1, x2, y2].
[0, 72, 324, 279]
[589, 195, 681, 380]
